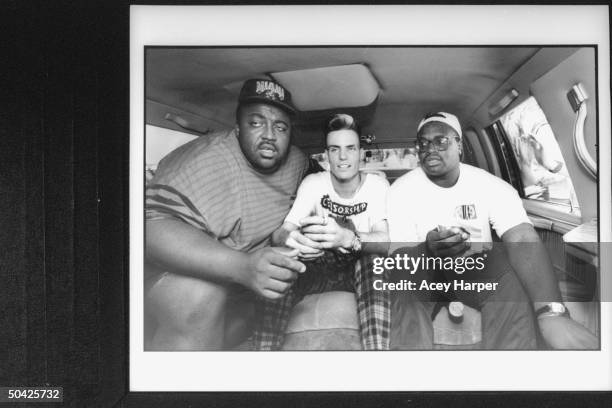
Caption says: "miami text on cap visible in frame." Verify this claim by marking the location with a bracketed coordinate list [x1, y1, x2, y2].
[238, 78, 297, 115]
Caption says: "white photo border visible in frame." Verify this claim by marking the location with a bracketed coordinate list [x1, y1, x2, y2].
[130, 5, 612, 391]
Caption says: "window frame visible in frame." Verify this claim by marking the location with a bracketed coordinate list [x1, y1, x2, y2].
[483, 119, 582, 229]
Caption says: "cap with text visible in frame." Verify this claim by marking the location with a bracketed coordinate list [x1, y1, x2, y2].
[417, 112, 462, 138]
[238, 78, 297, 115]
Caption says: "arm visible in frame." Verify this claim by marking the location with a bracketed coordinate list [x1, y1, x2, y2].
[501, 223, 562, 308]
[299, 215, 389, 255]
[359, 219, 390, 255]
[146, 218, 305, 299]
[502, 223, 598, 349]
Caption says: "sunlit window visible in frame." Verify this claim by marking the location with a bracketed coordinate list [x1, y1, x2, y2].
[499, 96, 580, 213]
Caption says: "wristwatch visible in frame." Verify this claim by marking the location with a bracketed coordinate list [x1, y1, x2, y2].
[535, 302, 570, 319]
[350, 231, 362, 253]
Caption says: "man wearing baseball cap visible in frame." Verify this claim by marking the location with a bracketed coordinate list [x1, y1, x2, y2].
[387, 111, 597, 349]
[145, 78, 310, 350]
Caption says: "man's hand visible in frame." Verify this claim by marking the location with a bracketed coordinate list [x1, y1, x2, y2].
[425, 226, 470, 257]
[272, 222, 324, 261]
[538, 315, 599, 349]
[299, 215, 355, 250]
[243, 247, 306, 300]
[284, 229, 324, 260]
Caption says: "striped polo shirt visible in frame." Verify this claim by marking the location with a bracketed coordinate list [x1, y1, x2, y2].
[146, 129, 308, 253]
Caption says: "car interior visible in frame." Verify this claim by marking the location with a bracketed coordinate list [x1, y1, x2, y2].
[144, 46, 599, 349]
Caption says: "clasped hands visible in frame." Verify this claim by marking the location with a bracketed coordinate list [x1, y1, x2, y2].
[284, 215, 356, 260]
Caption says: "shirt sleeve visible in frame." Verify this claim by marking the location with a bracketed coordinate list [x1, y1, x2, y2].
[145, 147, 213, 234]
[367, 176, 390, 227]
[489, 178, 533, 238]
[284, 174, 318, 227]
[387, 178, 419, 243]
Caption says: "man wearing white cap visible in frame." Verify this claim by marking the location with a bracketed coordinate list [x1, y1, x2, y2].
[387, 112, 597, 349]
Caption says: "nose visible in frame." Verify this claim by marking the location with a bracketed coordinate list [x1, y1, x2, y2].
[261, 121, 276, 141]
[339, 148, 348, 160]
[423, 142, 437, 153]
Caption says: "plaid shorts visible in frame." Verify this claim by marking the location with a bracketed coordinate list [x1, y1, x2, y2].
[253, 251, 390, 350]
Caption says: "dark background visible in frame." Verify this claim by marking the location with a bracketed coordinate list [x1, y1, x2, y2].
[1, 1, 128, 406]
[0, 1, 610, 407]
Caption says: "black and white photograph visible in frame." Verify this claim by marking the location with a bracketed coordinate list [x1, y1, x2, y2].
[130, 4, 612, 394]
[143, 45, 600, 353]
[5, 2, 612, 406]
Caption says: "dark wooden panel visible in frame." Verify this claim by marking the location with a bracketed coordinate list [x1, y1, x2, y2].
[0, 1, 28, 385]
[92, 2, 130, 406]
[2, 1, 128, 405]
[19, 3, 49, 387]
[42, 4, 78, 391]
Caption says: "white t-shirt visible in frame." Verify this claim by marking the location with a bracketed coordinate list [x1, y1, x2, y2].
[388, 163, 531, 244]
[285, 171, 389, 233]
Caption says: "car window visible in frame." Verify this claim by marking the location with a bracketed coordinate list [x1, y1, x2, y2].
[498, 96, 580, 214]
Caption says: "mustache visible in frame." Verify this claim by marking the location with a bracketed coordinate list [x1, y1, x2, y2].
[258, 142, 277, 151]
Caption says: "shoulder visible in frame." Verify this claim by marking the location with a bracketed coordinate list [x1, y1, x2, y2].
[285, 145, 309, 171]
[298, 171, 328, 189]
[461, 164, 518, 194]
[461, 163, 501, 183]
[364, 172, 391, 191]
[460, 164, 523, 212]
[288, 144, 307, 162]
[156, 129, 237, 175]
[390, 167, 425, 193]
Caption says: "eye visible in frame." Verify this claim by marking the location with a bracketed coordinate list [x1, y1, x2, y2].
[249, 120, 263, 127]
[328, 147, 339, 153]
[274, 123, 288, 132]
[434, 136, 449, 146]
[348, 146, 358, 152]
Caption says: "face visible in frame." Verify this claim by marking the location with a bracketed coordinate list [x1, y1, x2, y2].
[236, 103, 291, 173]
[416, 122, 462, 183]
[326, 129, 361, 181]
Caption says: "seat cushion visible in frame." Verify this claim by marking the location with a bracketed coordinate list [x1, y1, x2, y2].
[283, 291, 361, 350]
[285, 291, 359, 333]
[282, 291, 483, 349]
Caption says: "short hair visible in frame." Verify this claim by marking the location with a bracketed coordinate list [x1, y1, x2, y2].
[325, 113, 361, 146]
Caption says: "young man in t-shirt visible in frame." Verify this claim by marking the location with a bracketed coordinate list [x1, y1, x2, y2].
[254, 113, 391, 350]
[387, 111, 598, 349]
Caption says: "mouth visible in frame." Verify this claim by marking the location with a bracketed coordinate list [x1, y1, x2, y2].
[258, 143, 277, 159]
[336, 163, 352, 170]
[423, 155, 442, 166]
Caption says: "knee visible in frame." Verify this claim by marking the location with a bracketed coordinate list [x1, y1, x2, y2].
[492, 271, 531, 302]
[146, 273, 228, 332]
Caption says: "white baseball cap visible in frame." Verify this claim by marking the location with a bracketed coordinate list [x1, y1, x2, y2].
[417, 112, 462, 138]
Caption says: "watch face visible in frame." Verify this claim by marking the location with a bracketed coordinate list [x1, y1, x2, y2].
[550, 302, 566, 314]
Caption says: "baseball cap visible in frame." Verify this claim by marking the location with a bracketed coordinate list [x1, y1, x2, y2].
[238, 78, 297, 115]
[417, 112, 462, 138]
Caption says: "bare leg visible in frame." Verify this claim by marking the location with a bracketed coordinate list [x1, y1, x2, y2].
[145, 271, 228, 350]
